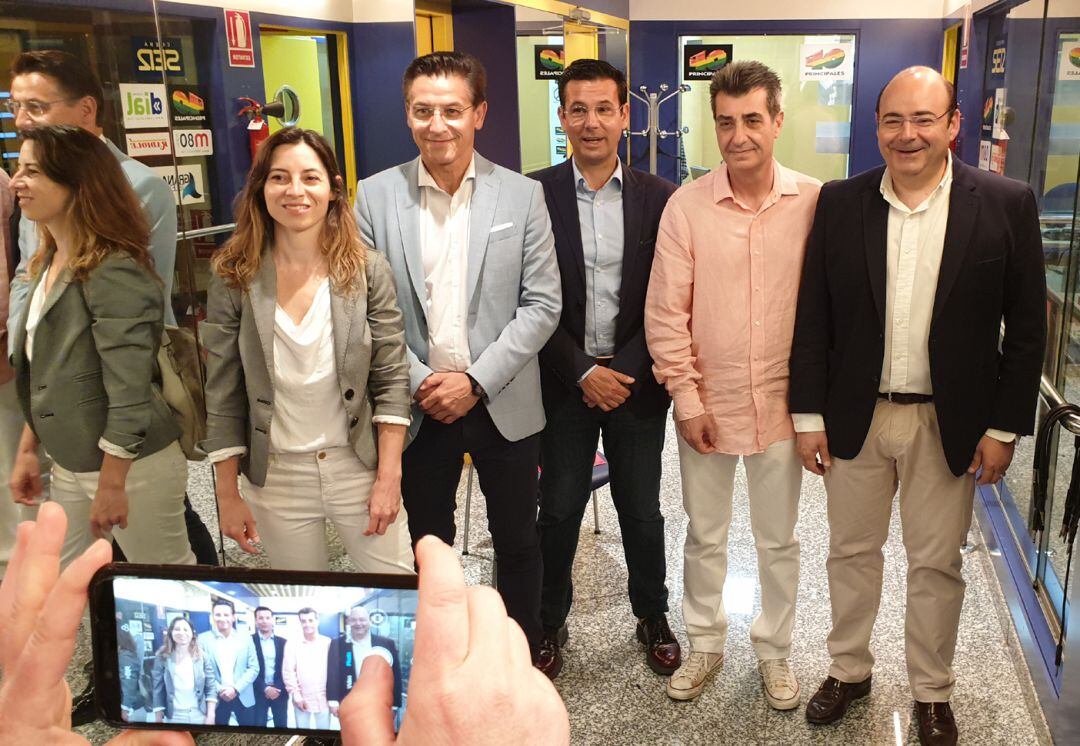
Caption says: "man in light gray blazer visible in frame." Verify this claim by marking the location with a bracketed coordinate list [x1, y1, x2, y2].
[354, 51, 561, 656]
[197, 599, 259, 726]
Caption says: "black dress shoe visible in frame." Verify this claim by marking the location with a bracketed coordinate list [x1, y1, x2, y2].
[805, 675, 872, 724]
[70, 679, 97, 727]
[535, 625, 568, 680]
[914, 701, 958, 746]
[635, 614, 681, 675]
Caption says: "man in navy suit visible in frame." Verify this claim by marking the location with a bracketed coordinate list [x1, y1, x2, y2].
[530, 59, 679, 680]
[251, 606, 287, 728]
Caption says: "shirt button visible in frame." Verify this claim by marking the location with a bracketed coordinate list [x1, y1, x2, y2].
[754, 320, 761, 326]
[318, 451, 326, 460]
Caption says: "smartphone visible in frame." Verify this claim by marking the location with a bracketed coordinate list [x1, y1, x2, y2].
[89, 563, 417, 737]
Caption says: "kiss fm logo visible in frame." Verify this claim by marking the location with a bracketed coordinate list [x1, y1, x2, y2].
[119, 83, 168, 129]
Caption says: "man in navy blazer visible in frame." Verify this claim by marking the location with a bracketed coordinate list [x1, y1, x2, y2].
[251, 606, 287, 728]
[354, 51, 561, 657]
[790, 67, 1045, 745]
[529, 60, 678, 680]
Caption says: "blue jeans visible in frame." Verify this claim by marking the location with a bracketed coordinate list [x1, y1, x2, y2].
[537, 394, 669, 630]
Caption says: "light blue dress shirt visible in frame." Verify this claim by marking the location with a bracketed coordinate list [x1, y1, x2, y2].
[258, 632, 276, 687]
[573, 158, 624, 363]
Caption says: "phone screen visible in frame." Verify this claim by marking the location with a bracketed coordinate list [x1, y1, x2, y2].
[90, 564, 416, 736]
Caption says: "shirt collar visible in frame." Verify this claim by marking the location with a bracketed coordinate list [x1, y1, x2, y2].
[880, 151, 953, 213]
[712, 160, 796, 209]
[258, 630, 275, 640]
[572, 157, 623, 194]
[350, 632, 372, 644]
[418, 155, 476, 194]
[211, 627, 234, 640]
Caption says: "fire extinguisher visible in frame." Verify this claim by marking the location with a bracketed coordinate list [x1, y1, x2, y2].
[237, 97, 269, 159]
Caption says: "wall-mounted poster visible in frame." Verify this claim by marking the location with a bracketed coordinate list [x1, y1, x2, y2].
[683, 44, 732, 81]
[225, 9, 255, 68]
[799, 43, 854, 82]
[131, 37, 185, 80]
[152, 164, 206, 206]
[1058, 41, 1080, 81]
[534, 45, 564, 80]
[169, 86, 210, 127]
[173, 128, 213, 157]
[125, 131, 172, 158]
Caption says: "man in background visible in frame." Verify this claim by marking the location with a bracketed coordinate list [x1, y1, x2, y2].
[251, 606, 287, 728]
[328, 605, 403, 717]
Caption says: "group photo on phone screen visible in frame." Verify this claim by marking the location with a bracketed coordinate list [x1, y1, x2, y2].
[108, 576, 415, 732]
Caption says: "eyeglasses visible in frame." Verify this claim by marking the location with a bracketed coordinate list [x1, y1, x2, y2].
[3, 97, 78, 118]
[409, 104, 474, 122]
[877, 109, 955, 132]
[562, 103, 621, 124]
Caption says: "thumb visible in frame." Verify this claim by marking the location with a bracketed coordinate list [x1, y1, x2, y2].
[107, 730, 195, 746]
[819, 439, 832, 469]
[340, 656, 396, 746]
[967, 446, 983, 474]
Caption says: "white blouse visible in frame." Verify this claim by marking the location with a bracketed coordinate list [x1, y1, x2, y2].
[269, 278, 351, 453]
[170, 655, 197, 710]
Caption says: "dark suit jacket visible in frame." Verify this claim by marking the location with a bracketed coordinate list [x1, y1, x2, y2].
[326, 634, 402, 707]
[530, 160, 676, 416]
[251, 633, 287, 693]
[789, 159, 1046, 476]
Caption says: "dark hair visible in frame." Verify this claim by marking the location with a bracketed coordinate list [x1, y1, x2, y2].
[402, 51, 487, 105]
[709, 60, 782, 119]
[557, 58, 627, 107]
[211, 598, 235, 614]
[213, 127, 364, 293]
[298, 607, 318, 618]
[254, 606, 273, 617]
[20, 126, 153, 283]
[117, 624, 139, 655]
[11, 50, 105, 126]
[875, 69, 957, 114]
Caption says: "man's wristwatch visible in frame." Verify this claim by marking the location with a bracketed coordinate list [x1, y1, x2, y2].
[465, 373, 486, 399]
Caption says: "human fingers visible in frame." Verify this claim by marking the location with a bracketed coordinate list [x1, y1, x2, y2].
[819, 438, 832, 470]
[339, 656, 395, 746]
[107, 731, 195, 746]
[967, 446, 983, 476]
[0, 521, 34, 670]
[413, 535, 470, 667]
[5, 502, 67, 661]
[610, 371, 636, 386]
[11, 538, 111, 714]
[465, 585, 509, 665]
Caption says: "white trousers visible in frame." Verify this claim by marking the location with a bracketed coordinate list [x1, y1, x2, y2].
[293, 707, 331, 730]
[241, 447, 414, 573]
[51, 440, 195, 569]
[678, 436, 802, 659]
[0, 378, 49, 577]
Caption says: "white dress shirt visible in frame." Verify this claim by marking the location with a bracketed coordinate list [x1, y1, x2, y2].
[792, 154, 1013, 442]
[419, 157, 475, 372]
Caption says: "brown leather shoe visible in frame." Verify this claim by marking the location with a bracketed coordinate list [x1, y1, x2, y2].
[805, 675, 872, 724]
[535, 625, 568, 680]
[635, 614, 681, 675]
[914, 701, 958, 745]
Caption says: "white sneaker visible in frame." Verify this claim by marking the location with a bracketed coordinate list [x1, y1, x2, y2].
[758, 658, 800, 710]
[666, 651, 723, 701]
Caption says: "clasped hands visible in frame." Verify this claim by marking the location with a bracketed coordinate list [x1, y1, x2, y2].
[416, 372, 479, 424]
[581, 366, 634, 412]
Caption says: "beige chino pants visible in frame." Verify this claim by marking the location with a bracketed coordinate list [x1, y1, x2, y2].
[678, 436, 803, 659]
[823, 399, 974, 702]
[241, 446, 414, 574]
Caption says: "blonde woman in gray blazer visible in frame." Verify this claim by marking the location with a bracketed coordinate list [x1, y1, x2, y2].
[201, 128, 413, 573]
[7, 126, 194, 570]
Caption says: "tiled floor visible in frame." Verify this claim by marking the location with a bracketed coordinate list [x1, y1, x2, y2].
[69, 418, 1051, 744]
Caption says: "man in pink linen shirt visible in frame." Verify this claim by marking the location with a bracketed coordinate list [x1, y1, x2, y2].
[282, 607, 332, 730]
[645, 61, 820, 708]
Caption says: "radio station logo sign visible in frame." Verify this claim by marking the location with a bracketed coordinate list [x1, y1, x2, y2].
[534, 46, 564, 80]
[170, 87, 209, 126]
[152, 164, 206, 206]
[125, 132, 171, 158]
[131, 37, 184, 80]
[1058, 42, 1080, 80]
[173, 128, 213, 157]
[120, 83, 168, 129]
[800, 43, 853, 81]
[683, 44, 732, 80]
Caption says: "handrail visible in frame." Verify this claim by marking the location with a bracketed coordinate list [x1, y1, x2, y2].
[1041, 374, 1080, 436]
[176, 223, 236, 241]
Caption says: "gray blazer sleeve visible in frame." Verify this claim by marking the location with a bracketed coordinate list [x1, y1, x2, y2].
[151, 656, 167, 712]
[467, 181, 562, 396]
[202, 654, 219, 703]
[200, 271, 249, 453]
[354, 181, 434, 395]
[81, 257, 165, 455]
[364, 251, 412, 421]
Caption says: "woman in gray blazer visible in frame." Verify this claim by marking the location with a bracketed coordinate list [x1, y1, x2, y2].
[152, 617, 217, 724]
[201, 128, 413, 573]
[7, 126, 194, 570]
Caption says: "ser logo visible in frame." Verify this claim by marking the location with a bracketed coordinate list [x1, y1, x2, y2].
[136, 47, 181, 74]
[991, 45, 1006, 75]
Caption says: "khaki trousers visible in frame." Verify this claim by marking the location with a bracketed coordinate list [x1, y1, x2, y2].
[241, 447, 414, 574]
[823, 400, 974, 702]
[678, 436, 802, 658]
[52, 440, 195, 569]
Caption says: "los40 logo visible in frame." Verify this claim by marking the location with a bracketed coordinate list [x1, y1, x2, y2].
[132, 37, 185, 78]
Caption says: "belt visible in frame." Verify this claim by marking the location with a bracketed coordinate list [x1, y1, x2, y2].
[595, 356, 613, 368]
[877, 391, 933, 405]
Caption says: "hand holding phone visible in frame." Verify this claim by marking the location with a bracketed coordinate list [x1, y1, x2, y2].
[0, 502, 192, 746]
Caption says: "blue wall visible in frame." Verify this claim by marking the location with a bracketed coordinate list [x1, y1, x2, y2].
[628, 18, 944, 184]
